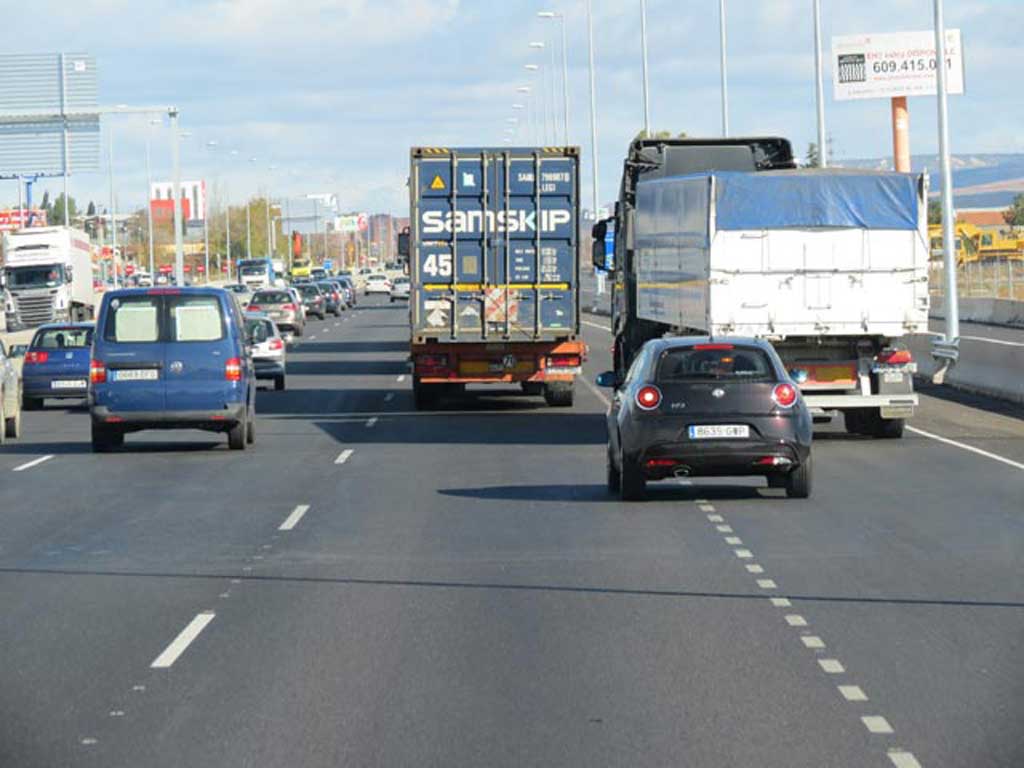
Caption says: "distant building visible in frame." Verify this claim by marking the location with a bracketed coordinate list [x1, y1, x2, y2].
[150, 180, 206, 223]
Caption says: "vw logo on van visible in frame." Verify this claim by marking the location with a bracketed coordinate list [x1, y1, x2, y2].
[169, 361, 184, 374]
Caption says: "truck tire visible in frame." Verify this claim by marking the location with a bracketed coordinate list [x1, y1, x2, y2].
[606, 446, 621, 494]
[275, 374, 286, 391]
[619, 446, 646, 501]
[228, 420, 247, 450]
[294, 324, 304, 338]
[520, 382, 544, 396]
[246, 409, 255, 445]
[785, 456, 812, 499]
[543, 382, 574, 407]
[413, 378, 439, 411]
[856, 409, 904, 439]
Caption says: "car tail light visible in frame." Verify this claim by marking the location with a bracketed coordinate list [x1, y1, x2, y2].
[90, 359, 107, 384]
[225, 357, 242, 381]
[646, 458, 677, 468]
[635, 385, 662, 410]
[755, 456, 793, 466]
[547, 354, 581, 368]
[247, 304, 262, 312]
[333, 292, 340, 302]
[25, 351, 49, 364]
[282, 303, 296, 311]
[772, 383, 798, 408]
[877, 348, 913, 365]
[269, 338, 284, 351]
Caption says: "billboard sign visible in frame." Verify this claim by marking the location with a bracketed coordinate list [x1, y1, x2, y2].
[832, 30, 964, 101]
[0, 208, 48, 231]
[334, 214, 362, 233]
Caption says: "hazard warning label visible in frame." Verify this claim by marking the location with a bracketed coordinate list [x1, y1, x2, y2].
[430, 175, 446, 190]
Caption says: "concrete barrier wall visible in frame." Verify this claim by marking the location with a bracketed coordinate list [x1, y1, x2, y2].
[907, 333, 1024, 404]
[930, 298, 1024, 328]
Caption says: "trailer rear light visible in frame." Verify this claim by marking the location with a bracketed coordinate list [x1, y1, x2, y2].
[877, 348, 913, 365]
[416, 354, 449, 373]
[646, 458, 677, 468]
[694, 343, 734, 350]
[24, 351, 49, 364]
[772, 383, 798, 408]
[225, 357, 243, 381]
[90, 359, 107, 384]
[269, 338, 284, 351]
[547, 354, 581, 368]
[635, 385, 662, 410]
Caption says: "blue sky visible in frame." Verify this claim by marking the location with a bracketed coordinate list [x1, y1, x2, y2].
[6, 0, 1022, 216]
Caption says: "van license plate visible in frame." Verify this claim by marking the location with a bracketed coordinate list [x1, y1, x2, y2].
[114, 369, 159, 381]
[689, 425, 750, 439]
[51, 379, 86, 389]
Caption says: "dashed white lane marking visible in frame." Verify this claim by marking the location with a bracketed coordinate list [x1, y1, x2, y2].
[698, 503, 715, 513]
[785, 614, 808, 627]
[802, 636, 826, 649]
[396, 374, 406, 383]
[279, 504, 310, 531]
[334, 449, 354, 465]
[309, 335, 317, 340]
[81, 737, 98, 746]
[707, 514, 724, 523]
[745, 564, 764, 574]
[384, 393, 395, 402]
[580, 375, 611, 407]
[819, 659, 845, 674]
[12, 455, 54, 472]
[862, 716, 894, 735]
[725, 536, 742, 545]
[756, 579, 777, 589]
[907, 426, 1024, 472]
[770, 597, 792, 607]
[888, 750, 924, 768]
[716, 524, 733, 533]
[150, 612, 215, 668]
[839, 685, 869, 702]
[734, 548, 753, 559]
[366, 416, 378, 428]
[582, 320, 611, 332]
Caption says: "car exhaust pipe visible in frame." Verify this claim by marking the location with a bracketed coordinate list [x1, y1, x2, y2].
[673, 467, 691, 478]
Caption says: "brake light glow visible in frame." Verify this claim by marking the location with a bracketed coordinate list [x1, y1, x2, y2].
[694, 343, 734, 350]
[646, 458, 677, 468]
[225, 357, 242, 381]
[636, 385, 662, 410]
[269, 338, 284, 351]
[877, 348, 913, 365]
[247, 304, 262, 312]
[90, 359, 107, 384]
[24, 351, 49, 364]
[772, 383, 798, 408]
[547, 354, 581, 368]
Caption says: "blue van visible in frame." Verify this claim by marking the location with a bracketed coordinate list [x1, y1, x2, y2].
[21, 323, 94, 409]
[89, 287, 256, 452]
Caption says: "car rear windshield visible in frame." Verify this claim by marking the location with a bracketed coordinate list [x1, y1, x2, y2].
[299, 285, 321, 296]
[253, 291, 291, 304]
[104, 294, 225, 343]
[656, 345, 776, 382]
[245, 318, 274, 343]
[32, 327, 93, 349]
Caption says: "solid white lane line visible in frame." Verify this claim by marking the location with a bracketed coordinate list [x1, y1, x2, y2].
[907, 426, 1024, 472]
[862, 716, 894, 735]
[819, 659, 845, 674]
[707, 513, 724, 523]
[960, 334, 1024, 348]
[580, 375, 610, 407]
[279, 504, 310, 531]
[839, 685, 868, 702]
[335, 449, 354, 465]
[802, 636, 826, 649]
[366, 416, 378, 428]
[757, 579, 777, 590]
[745, 564, 765, 574]
[12, 455, 54, 472]
[397, 374, 406, 382]
[734, 548, 753, 559]
[770, 597, 791, 607]
[888, 750, 923, 768]
[150, 612, 215, 668]
[725, 536, 743, 545]
[582, 320, 611, 332]
[785, 614, 808, 627]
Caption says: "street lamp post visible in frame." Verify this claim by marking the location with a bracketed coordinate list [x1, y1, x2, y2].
[640, 0, 651, 136]
[539, 11, 570, 145]
[586, 0, 605, 297]
[528, 45, 552, 144]
[718, 0, 730, 137]
[812, 0, 827, 167]
[145, 118, 159, 277]
[107, 124, 119, 289]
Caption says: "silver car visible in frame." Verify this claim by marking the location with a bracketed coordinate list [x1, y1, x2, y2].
[245, 314, 288, 391]
[390, 276, 411, 302]
[0, 339, 23, 444]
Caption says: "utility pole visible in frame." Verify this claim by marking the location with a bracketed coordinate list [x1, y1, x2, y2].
[170, 109, 184, 286]
[718, 0, 730, 137]
[640, 0, 651, 136]
[108, 125, 118, 288]
[812, 0, 827, 167]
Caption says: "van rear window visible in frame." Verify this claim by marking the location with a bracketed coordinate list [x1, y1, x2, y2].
[657, 346, 776, 382]
[106, 296, 160, 343]
[170, 296, 224, 341]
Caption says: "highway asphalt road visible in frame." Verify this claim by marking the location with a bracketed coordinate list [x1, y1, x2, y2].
[0, 297, 1021, 767]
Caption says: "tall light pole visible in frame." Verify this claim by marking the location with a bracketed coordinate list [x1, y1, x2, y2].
[265, 164, 276, 261]
[145, 118, 159, 277]
[517, 86, 534, 143]
[528, 45, 552, 144]
[246, 157, 255, 260]
[812, 0, 827, 166]
[539, 11, 570, 145]
[524, 65, 542, 143]
[718, 0, 729, 137]
[170, 109, 184, 286]
[933, 0, 960, 365]
[587, 0, 605, 297]
[640, 0, 651, 137]
[107, 124, 119, 288]
[203, 140, 218, 283]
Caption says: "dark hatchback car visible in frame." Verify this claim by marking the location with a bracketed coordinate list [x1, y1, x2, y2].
[21, 323, 94, 409]
[316, 281, 344, 316]
[598, 337, 813, 500]
[296, 283, 327, 320]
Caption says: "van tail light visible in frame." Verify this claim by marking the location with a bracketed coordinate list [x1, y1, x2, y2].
[25, 351, 49, 364]
[635, 385, 662, 410]
[269, 338, 284, 351]
[247, 304, 262, 312]
[90, 359, 107, 384]
[281, 303, 297, 311]
[772, 383, 798, 408]
[877, 348, 913, 365]
[225, 357, 242, 381]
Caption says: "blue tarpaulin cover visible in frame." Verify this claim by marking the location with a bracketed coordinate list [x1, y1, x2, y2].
[712, 171, 919, 231]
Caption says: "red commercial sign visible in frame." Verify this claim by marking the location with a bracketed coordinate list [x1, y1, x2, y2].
[196, 264, 206, 274]
[158, 264, 173, 274]
[0, 209, 47, 232]
[125, 264, 135, 275]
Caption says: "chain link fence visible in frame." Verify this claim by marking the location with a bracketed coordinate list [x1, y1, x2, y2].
[929, 258, 1023, 302]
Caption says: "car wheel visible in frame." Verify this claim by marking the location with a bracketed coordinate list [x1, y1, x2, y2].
[246, 409, 255, 445]
[275, 375, 286, 391]
[22, 396, 41, 411]
[606, 446, 621, 494]
[785, 456, 813, 499]
[543, 382, 574, 407]
[867, 410, 904, 439]
[294, 324, 304, 337]
[0, 398, 5, 446]
[5, 401, 21, 440]
[766, 474, 787, 489]
[228, 419, 246, 450]
[619, 445, 646, 501]
[91, 423, 114, 453]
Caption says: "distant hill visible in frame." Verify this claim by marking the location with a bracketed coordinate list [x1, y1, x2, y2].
[838, 153, 1024, 209]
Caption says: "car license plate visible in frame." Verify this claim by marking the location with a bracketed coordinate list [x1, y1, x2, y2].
[113, 369, 159, 382]
[51, 379, 86, 389]
[688, 424, 750, 439]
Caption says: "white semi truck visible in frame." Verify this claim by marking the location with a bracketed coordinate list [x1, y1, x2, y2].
[2, 227, 96, 330]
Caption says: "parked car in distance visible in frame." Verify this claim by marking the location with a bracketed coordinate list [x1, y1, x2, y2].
[389, 276, 411, 303]
[0, 339, 23, 443]
[316, 281, 344, 317]
[245, 313, 287, 391]
[89, 287, 257, 452]
[598, 337, 813, 501]
[364, 273, 392, 295]
[21, 323, 94, 410]
[297, 283, 327, 320]
[247, 289, 305, 337]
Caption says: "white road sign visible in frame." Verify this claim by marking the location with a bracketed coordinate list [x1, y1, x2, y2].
[832, 30, 964, 101]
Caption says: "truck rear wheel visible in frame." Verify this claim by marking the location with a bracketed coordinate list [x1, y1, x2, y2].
[521, 382, 544, 396]
[859, 409, 905, 439]
[413, 378, 439, 410]
[543, 382, 574, 407]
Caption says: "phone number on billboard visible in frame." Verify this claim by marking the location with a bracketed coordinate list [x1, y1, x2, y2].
[872, 57, 953, 74]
